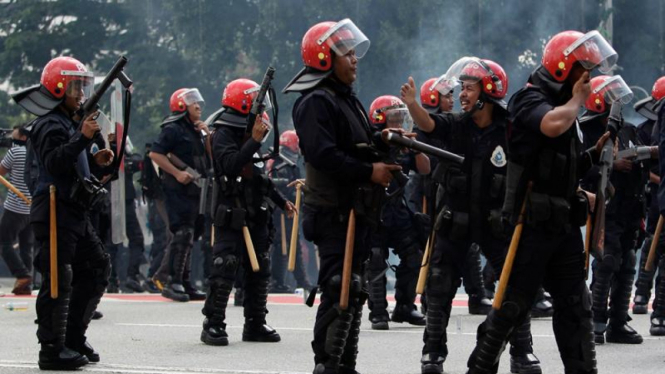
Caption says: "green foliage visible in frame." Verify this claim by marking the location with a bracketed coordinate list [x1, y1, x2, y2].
[0, 0, 662, 149]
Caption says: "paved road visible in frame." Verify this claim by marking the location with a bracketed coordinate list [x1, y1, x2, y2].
[1, 283, 664, 374]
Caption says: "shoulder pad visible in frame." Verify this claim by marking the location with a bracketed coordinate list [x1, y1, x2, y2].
[161, 112, 187, 127]
[211, 108, 247, 129]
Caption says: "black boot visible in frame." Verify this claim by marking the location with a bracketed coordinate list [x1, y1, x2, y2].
[509, 317, 542, 374]
[339, 302, 364, 374]
[466, 244, 491, 316]
[591, 259, 612, 344]
[421, 268, 455, 374]
[606, 251, 642, 344]
[468, 294, 492, 315]
[162, 241, 190, 302]
[37, 267, 89, 370]
[66, 254, 110, 364]
[242, 276, 280, 342]
[367, 247, 389, 330]
[391, 303, 426, 325]
[633, 238, 655, 314]
[201, 279, 233, 346]
[530, 288, 553, 318]
[467, 292, 529, 374]
[124, 274, 144, 293]
[650, 257, 665, 336]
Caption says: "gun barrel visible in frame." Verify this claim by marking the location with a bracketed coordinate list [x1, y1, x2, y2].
[386, 132, 464, 164]
[81, 56, 128, 117]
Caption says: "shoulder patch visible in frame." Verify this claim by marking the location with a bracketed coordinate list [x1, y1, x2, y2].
[490, 145, 507, 167]
[90, 143, 100, 155]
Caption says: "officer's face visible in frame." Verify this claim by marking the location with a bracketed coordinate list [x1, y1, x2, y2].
[333, 49, 358, 86]
[187, 101, 202, 122]
[440, 91, 454, 112]
[459, 81, 481, 112]
[61, 91, 82, 114]
[568, 63, 591, 86]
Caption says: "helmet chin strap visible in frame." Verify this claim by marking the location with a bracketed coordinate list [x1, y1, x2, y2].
[460, 98, 484, 121]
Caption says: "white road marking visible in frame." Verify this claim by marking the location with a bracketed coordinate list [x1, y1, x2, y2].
[0, 360, 308, 374]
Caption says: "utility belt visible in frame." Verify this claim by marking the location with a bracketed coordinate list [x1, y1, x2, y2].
[352, 183, 386, 228]
[431, 160, 505, 202]
[213, 200, 269, 229]
[434, 206, 505, 241]
[69, 176, 108, 209]
[524, 192, 588, 233]
[161, 172, 201, 197]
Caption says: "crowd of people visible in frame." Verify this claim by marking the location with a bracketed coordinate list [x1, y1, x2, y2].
[1, 17, 664, 374]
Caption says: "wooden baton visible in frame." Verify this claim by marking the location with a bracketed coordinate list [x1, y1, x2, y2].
[645, 215, 663, 272]
[49, 186, 58, 299]
[493, 183, 532, 310]
[0, 175, 31, 205]
[280, 213, 287, 256]
[339, 209, 356, 311]
[288, 182, 303, 272]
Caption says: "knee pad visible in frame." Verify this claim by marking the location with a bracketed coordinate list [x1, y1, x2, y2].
[174, 227, 194, 246]
[257, 250, 271, 277]
[92, 253, 112, 290]
[57, 264, 74, 293]
[213, 255, 239, 279]
[599, 253, 619, 273]
[498, 288, 531, 322]
[326, 275, 342, 299]
[428, 266, 458, 295]
[368, 247, 387, 271]
[397, 243, 422, 269]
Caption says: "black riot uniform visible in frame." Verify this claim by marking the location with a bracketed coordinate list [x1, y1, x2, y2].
[586, 113, 647, 345]
[268, 148, 313, 293]
[651, 104, 665, 336]
[410, 109, 493, 316]
[366, 143, 427, 330]
[420, 110, 539, 374]
[200, 108, 286, 346]
[633, 119, 663, 315]
[29, 110, 111, 369]
[466, 66, 598, 374]
[286, 75, 386, 374]
[150, 112, 209, 302]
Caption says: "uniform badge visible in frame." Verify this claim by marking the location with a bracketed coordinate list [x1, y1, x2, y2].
[90, 143, 99, 155]
[491, 145, 507, 167]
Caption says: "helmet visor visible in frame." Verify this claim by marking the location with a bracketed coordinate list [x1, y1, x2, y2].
[384, 107, 413, 132]
[62, 70, 94, 101]
[430, 74, 455, 96]
[178, 88, 205, 107]
[595, 75, 634, 105]
[565, 30, 618, 73]
[319, 18, 370, 59]
[243, 86, 273, 111]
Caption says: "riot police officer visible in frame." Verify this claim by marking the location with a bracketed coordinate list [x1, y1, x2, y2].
[13, 56, 114, 370]
[268, 130, 313, 293]
[581, 75, 651, 345]
[149, 88, 209, 302]
[284, 19, 399, 374]
[200, 79, 294, 346]
[465, 30, 618, 374]
[402, 57, 540, 374]
[633, 77, 665, 316]
[365, 95, 429, 330]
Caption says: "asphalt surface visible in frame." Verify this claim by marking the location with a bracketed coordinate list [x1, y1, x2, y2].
[1, 280, 664, 374]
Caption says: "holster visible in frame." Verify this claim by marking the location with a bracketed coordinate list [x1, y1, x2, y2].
[353, 183, 385, 227]
[213, 204, 246, 231]
[69, 176, 107, 209]
[525, 192, 572, 233]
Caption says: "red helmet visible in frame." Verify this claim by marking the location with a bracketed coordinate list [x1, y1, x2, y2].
[369, 95, 412, 131]
[222, 79, 272, 115]
[652, 77, 665, 101]
[40, 56, 93, 100]
[542, 30, 618, 82]
[279, 130, 299, 153]
[585, 75, 634, 113]
[420, 78, 440, 108]
[169, 88, 204, 113]
[460, 59, 509, 99]
[301, 19, 370, 72]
